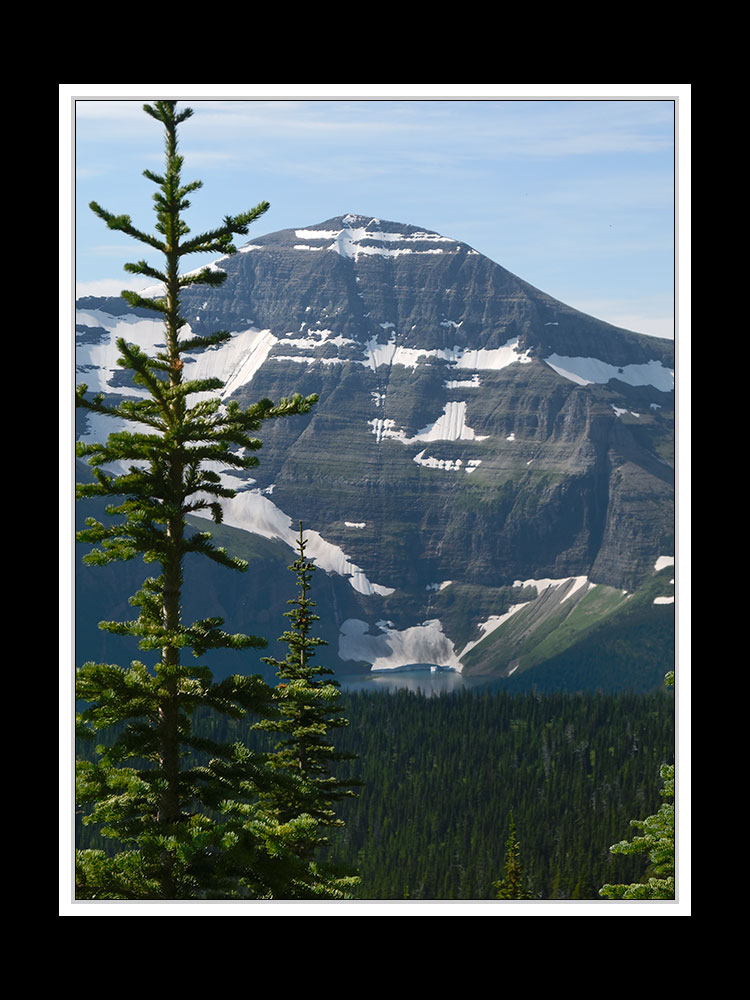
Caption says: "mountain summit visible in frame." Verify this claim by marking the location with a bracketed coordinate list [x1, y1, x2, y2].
[76, 215, 675, 689]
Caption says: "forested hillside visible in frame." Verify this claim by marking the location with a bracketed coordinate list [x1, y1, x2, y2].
[77, 687, 674, 900]
[329, 689, 674, 899]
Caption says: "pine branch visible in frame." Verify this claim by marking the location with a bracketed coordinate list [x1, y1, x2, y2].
[177, 203, 270, 257]
[123, 260, 167, 284]
[89, 201, 166, 254]
[178, 267, 228, 288]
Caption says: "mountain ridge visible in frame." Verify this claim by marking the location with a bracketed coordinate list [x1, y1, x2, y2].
[75, 213, 675, 688]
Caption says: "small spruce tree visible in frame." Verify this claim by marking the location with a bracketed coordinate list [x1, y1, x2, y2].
[493, 812, 529, 900]
[75, 100, 318, 899]
[257, 524, 360, 898]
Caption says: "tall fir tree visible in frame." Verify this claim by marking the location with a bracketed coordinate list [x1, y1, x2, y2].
[75, 100, 321, 899]
[492, 812, 529, 899]
[256, 525, 360, 898]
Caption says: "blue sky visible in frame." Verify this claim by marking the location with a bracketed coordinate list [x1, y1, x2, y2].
[67, 86, 685, 340]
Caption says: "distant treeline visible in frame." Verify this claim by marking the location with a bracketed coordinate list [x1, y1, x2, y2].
[77, 687, 675, 901]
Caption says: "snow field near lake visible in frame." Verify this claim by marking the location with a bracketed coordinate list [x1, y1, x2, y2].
[337, 574, 600, 673]
[338, 618, 463, 672]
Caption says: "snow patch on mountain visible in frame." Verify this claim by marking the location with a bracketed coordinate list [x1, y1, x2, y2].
[544, 354, 674, 392]
[217, 483, 394, 597]
[445, 375, 481, 388]
[213, 329, 278, 397]
[368, 418, 408, 444]
[654, 555, 674, 571]
[452, 342, 534, 371]
[361, 336, 532, 373]
[413, 451, 464, 471]
[75, 308, 280, 403]
[611, 405, 641, 418]
[338, 617, 462, 672]
[652, 557, 675, 605]
[339, 574, 600, 674]
[459, 605, 531, 658]
[513, 575, 590, 603]
[416, 452, 467, 471]
[458, 576, 595, 661]
[416, 401, 489, 442]
[413, 452, 481, 473]
[293, 217, 457, 261]
[76, 310, 166, 397]
[264, 334, 531, 378]
[370, 401, 488, 447]
[273, 353, 345, 367]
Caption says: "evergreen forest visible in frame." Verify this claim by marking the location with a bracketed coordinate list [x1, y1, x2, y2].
[77, 685, 675, 901]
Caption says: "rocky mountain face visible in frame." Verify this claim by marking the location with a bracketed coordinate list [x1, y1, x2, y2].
[75, 214, 675, 689]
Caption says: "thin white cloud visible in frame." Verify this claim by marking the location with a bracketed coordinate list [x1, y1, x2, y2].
[74, 100, 149, 119]
[82, 244, 149, 258]
[75, 276, 154, 297]
[608, 315, 674, 340]
[80, 97, 672, 161]
[572, 298, 675, 339]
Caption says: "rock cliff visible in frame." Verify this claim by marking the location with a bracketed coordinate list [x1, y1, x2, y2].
[75, 215, 675, 687]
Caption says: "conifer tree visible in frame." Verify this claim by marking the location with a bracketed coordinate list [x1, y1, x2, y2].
[493, 812, 529, 899]
[75, 100, 319, 899]
[256, 524, 360, 898]
[599, 671, 675, 900]
[597, 763, 675, 900]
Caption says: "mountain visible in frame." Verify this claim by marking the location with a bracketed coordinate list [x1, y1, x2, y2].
[75, 214, 675, 690]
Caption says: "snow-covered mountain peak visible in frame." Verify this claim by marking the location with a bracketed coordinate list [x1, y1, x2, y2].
[289, 214, 461, 261]
[76, 213, 675, 687]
